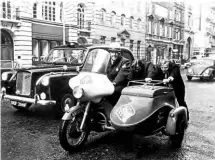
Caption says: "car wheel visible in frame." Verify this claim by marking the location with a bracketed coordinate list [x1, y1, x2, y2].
[12, 103, 31, 111]
[57, 93, 76, 115]
[187, 76, 192, 81]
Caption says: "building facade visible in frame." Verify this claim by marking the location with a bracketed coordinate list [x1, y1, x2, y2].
[145, 1, 186, 64]
[193, 3, 215, 58]
[1, 0, 146, 67]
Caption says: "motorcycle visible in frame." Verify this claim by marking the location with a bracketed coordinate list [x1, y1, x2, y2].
[59, 48, 188, 152]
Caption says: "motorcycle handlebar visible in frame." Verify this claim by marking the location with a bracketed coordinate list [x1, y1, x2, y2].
[128, 80, 169, 87]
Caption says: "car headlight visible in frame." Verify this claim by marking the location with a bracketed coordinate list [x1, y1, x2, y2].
[1, 72, 8, 81]
[73, 86, 84, 99]
[40, 92, 46, 100]
[41, 76, 50, 86]
[188, 68, 193, 73]
[204, 69, 210, 75]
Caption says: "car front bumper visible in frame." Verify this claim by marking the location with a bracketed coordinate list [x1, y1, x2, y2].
[1, 89, 56, 106]
[186, 74, 210, 78]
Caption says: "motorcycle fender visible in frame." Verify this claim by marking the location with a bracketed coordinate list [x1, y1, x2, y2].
[62, 103, 83, 120]
[165, 106, 187, 135]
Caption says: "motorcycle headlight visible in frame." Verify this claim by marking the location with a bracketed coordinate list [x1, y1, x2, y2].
[73, 86, 84, 99]
[2, 72, 8, 81]
[188, 68, 193, 73]
[41, 76, 50, 86]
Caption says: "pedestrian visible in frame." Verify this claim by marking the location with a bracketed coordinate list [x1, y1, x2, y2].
[156, 59, 189, 120]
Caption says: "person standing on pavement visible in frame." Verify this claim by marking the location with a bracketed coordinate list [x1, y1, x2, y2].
[155, 59, 189, 120]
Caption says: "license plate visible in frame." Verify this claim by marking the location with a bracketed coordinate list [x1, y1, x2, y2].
[10, 100, 27, 107]
[116, 104, 135, 123]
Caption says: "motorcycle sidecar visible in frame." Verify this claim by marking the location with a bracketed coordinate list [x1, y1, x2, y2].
[110, 80, 188, 143]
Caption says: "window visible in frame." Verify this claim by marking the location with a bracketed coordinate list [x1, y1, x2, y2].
[60, 2, 63, 22]
[101, 8, 106, 22]
[137, 41, 141, 59]
[42, 1, 56, 21]
[137, 18, 141, 29]
[110, 11, 116, 25]
[169, 26, 172, 38]
[169, 10, 173, 19]
[121, 39, 125, 46]
[33, 3, 37, 18]
[2, 1, 11, 19]
[129, 16, 134, 28]
[188, 15, 191, 26]
[154, 22, 157, 35]
[100, 36, 106, 44]
[148, 20, 152, 34]
[121, 14, 125, 26]
[130, 40, 134, 51]
[111, 37, 116, 43]
[165, 25, 168, 37]
[77, 4, 85, 29]
[159, 23, 164, 36]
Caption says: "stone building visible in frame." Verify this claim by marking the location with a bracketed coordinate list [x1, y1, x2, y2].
[1, 0, 146, 67]
[145, 1, 186, 64]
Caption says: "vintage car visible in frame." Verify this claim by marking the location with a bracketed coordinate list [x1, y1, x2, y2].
[1, 43, 134, 114]
[186, 58, 215, 81]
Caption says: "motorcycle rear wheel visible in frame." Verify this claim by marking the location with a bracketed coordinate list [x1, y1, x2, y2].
[59, 113, 89, 152]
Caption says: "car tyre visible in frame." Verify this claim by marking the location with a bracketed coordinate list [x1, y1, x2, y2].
[209, 73, 214, 80]
[187, 76, 192, 81]
[169, 119, 186, 148]
[57, 93, 76, 115]
[12, 103, 31, 111]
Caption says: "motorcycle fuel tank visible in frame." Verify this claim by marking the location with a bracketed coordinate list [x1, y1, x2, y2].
[110, 85, 175, 130]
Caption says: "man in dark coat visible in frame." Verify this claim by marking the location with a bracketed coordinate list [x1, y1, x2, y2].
[131, 59, 157, 81]
[156, 59, 189, 120]
[106, 46, 131, 105]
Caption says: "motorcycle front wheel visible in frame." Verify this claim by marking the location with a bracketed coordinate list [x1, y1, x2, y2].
[59, 113, 90, 152]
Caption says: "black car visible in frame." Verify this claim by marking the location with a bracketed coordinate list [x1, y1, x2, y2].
[1, 43, 134, 115]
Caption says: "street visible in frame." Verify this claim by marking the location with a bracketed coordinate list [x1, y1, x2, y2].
[1, 71, 215, 160]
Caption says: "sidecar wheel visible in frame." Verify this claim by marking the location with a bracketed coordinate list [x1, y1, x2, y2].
[169, 120, 186, 148]
[59, 114, 89, 152]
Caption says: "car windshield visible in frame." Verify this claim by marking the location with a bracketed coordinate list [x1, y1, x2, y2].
[193, 59, 215, 66]
[82, 49, 110, 74]
[0, 60, 17, 69]
[44, 48, 86, 64]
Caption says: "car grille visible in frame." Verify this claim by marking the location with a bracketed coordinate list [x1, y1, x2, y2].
[16, 72, 31, 96]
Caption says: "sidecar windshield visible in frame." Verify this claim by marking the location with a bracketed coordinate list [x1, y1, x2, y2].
[82, 49, 110, 74]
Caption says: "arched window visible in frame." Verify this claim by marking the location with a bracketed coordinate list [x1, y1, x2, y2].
[129, 16, 134, 28]
[101, 8, 106, 22]
[110, 11, 116, 25]
[77, 4, 85, 29]
[121, 14, 125, 26]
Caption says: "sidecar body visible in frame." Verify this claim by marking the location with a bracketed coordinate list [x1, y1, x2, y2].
[110, 80, 188, 136]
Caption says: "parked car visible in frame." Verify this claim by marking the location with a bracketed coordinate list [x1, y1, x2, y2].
[1, 43, 134, 114]
[186, 58, 215, 81]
